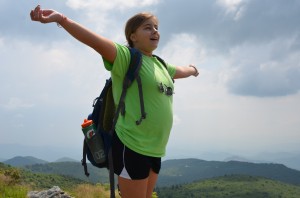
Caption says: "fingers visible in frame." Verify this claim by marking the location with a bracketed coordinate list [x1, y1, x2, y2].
[30, 10, 34, 20]
[30, 5, 61, 24]
[30, 5, 41, 21]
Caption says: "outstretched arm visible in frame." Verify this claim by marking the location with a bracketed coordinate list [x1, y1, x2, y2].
[30, 5, 116, 63]
[174, 65, 199, 79]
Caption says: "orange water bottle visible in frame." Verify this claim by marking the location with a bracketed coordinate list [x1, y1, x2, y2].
[81, 119, 106, 163]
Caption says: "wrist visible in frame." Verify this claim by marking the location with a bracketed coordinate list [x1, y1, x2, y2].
[189, 65, 199, 77]
[57, 13, 67, 28]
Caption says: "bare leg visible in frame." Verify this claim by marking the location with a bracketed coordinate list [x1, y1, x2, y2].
[146, 169, 159, 198]
[118, 169, 158, 198]
[118, 176, 148, 198]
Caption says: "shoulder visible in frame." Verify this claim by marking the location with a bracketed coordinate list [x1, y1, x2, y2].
[104, 43, 131, 74]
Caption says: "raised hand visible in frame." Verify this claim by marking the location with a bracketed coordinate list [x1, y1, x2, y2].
[30, 5, 63, 24]
[29, 5, 116, 62]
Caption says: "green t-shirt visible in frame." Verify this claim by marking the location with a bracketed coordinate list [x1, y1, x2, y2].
[103, 43, 176, 157]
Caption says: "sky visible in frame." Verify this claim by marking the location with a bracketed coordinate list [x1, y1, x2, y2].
[0, 0, 300, 163]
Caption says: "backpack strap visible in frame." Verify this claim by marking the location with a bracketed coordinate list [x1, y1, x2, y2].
[108, 148, 115, 198]
[153, 54, 174, 83]
[81, 140, 90, 177]
[135, 75, 146, 125]
[126, 47, 146, 125]
[112, 47, 144, 127]
[153, 54, 167, 69]
[126, 47, 143, 83]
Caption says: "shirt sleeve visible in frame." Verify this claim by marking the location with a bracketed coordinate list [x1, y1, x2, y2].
[166, 62, 177, 78]
[102, 43, 131, 78]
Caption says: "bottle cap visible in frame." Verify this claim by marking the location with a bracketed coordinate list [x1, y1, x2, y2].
[81, 119, 93, 128]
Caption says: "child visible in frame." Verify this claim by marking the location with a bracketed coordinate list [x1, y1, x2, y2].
[30, 5, 199, 198]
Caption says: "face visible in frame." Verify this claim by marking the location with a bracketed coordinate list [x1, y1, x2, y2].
[130, 17, 160, 56]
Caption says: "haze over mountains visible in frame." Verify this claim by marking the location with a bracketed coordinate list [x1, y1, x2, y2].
[1, 143, 300, 171]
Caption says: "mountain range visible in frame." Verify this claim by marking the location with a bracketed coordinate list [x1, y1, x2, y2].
[2, 156, 78, 166]
[158, 158, 300, 186]
[1, 143, 300, 170]
[3, 156, 300, 187]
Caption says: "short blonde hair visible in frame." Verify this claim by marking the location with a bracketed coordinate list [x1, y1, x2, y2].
[125, 12, 157, 47]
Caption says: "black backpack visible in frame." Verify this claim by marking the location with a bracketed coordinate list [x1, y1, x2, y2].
[81, 47, 167, 198]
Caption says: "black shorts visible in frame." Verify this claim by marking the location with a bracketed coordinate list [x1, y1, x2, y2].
[112, 133, 161, 180]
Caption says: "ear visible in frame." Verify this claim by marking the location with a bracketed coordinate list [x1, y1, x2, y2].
[130, 33, 137, 42]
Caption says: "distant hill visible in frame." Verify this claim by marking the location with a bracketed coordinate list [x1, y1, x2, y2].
[3, 156, 48, 167]
[271, 153, 300, 171]
[229, 152, 300, 171]
[54, 157, 78, 163]
[157, 158, 300, 186]
[15, 158, 300, 188]
[24, 161, 110, 184]
[157, 174, 300, 198]
[223, 155, 267, 163]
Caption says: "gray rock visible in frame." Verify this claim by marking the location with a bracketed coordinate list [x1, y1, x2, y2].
[27, 186, 73, 198]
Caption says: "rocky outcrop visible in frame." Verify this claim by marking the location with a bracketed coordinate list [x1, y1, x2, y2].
[27, 186, 73, 198]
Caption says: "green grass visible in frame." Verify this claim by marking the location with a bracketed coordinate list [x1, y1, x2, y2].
[0, 184, 28, 198]
[0, 163, 116, 198]
[0, 166, 29, 198]
[0, 163, 89, 197]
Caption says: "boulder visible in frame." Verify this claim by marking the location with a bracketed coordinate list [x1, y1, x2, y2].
[27, 186, 73, 198]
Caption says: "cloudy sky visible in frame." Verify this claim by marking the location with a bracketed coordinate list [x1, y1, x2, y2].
[1, 0, 300, 162]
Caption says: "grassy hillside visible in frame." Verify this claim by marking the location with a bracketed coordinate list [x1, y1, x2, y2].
[0, 162, 117, 198]
[157, 175, 300, 198]
[1, 162, 88, 190]
[24, 161, 110, 184]
[0, 163, 28, 197]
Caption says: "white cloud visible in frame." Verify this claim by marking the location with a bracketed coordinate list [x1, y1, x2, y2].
[1, 97, 34, 110]
[217, 0, 243, 11]
[65, 0, 161, 37]
[216, 0, 247, 20]
[66, 0, 160, 11]
[0, 36, 108, 110]
[159, 33, 206, 66]
[222, 36, 300, 97]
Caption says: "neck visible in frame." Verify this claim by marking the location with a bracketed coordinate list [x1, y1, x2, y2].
[137, 48, 153, 57]
[132, 45, 154, 56]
